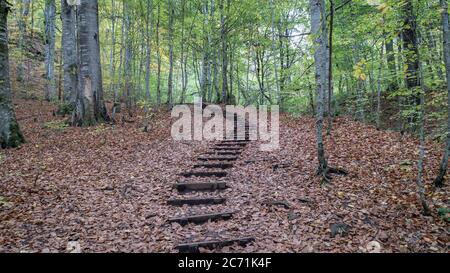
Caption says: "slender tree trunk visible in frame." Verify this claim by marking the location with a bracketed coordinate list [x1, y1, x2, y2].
[44, 0, 56, 101]
[145, 0, 153, 102]
[109, 0, 117, 107]
[17, 0, 30, 83]
[167, 0, 174, 109]
[385, 38, 398, 92]
[61, 0, 77, 106]
[435, 0, 450, 187]
[0, 0, 25, 148]
[269, 0, 280, 106]
[327, 0, 334, 135]
[377, 44, 384, 129]
[156, 0, 162, 105]
[72, 0, 109, 126]
[310, 0, 329, 182]
[220, 0, 228, 103]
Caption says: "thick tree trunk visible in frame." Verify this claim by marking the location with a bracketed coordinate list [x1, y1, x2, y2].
[0, 1, 25, 148]
[44, 0, 56, 101]
[61, 0, 77, 105]
[435, 0, 450, 188]
[72, 0, 109, 126]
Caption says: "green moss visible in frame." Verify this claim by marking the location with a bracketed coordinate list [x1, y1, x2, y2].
[2, 120, 25, 149]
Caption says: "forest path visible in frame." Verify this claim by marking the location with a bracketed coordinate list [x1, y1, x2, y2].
[0, 100, 448, 253]
[168, 114, 256, 253]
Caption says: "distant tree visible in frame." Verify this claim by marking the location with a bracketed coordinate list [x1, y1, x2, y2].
[0, 0, 25, 148]
[44, 0, 56, 101]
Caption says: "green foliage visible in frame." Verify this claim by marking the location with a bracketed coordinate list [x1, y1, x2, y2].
[42, 120, 69, 131]
[437, 207, 450, 222]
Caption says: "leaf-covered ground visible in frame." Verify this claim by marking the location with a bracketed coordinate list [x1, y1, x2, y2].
[0, 100, 448, 253]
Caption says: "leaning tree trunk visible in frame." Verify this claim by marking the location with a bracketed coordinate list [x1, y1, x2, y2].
[435, 0, 450, 188]
[0, 1, 25, 148]
[44, 0, 56, 101]
[72, 0, 109, 126]
[61, 0, 77, 106]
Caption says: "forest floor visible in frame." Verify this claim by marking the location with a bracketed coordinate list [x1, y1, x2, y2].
[0, 99, 448, 253]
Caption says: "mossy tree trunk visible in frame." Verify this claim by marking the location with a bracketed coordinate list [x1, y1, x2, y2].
[0, 0, 25, 148]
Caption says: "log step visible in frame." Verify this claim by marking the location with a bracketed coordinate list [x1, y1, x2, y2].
[221, 139, 249, 143]
[176, 237, 255, 253]
[174, 182, 228, 192]
[205, 151, 241, 156]
[197, 156, 238, 162]
[193, 163, 234, 169]
[212, 147, 243, 151]
[168, 211, 234, 225]
[215, 143, 247, 147]
[180, 171, 228, 178]
[167, 197, 226, 206]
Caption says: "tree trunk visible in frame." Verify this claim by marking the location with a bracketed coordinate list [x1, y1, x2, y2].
[156, 0, 162, 105]
[72, 0, 109, 126]
[145, 0, 153, 102]
[167, 0, 174, 109]
[44, 0, 56, 101]
[310, 0, 329, 182]
[220, 0, 228, 103]
[0, 1, 25, 148]
[435, 0, 450, 188]
[61, 0, 77, 106]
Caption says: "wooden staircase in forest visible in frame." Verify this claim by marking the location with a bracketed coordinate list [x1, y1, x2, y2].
[168, 113, 255, 253]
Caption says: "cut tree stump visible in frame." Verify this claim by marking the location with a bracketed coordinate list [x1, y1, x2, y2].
[168, 211, 235, 225]
[167, 197, 226, 206]
[176, 237, 255, 253]
[180, 171, 228, 178]
[174, 182, 228, 192]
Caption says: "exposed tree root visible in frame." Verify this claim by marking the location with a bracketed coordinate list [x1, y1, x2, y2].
[317, 166, 348, 185]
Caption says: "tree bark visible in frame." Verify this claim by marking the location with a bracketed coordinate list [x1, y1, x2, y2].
[435, 0, 450, 187]
[44, 0, 56, 101]
[310, 0, 328, 177]
[0, 1, 25, 148]
[61, 0, 77, 105]
[72, 0, 109, 126]
[167, 0, 174, 109]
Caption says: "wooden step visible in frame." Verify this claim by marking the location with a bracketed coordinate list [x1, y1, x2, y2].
[193, 163, 234, 169]
[197, 156, 238, 162]
[176, 237, 255, 253]
[221, 139, 249, 143]
[215, 143, 247, 147]
[205, 151, 241, 156]
[167, 197, 226, 206]
[174, 182, 228, 192]
[168, 211, 234, 225]
[180, 171, 228, 178]
[212, 147, 243, 151]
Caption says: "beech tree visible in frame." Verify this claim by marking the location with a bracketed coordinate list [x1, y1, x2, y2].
[0, 0, 25, 148]
[72, 0, 109, 126]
